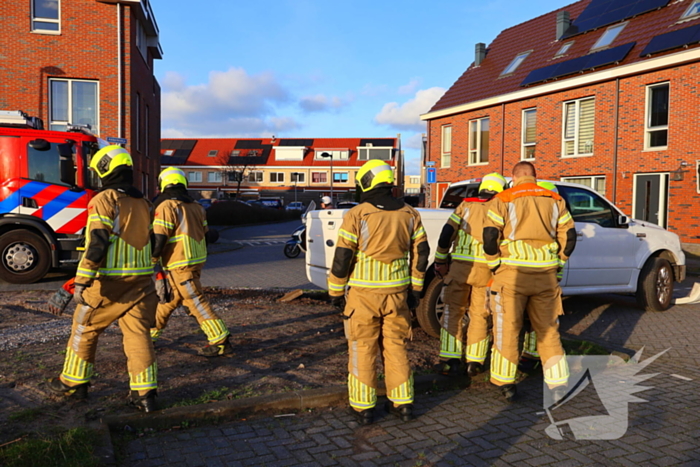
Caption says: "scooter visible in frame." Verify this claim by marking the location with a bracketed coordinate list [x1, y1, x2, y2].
[283, 201, 315, 259]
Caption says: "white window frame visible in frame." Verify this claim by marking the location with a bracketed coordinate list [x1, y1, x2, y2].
[521, 108, 537, 160]
[441, 125, 452, 168]
[314, 149, 349, 160]
[468, 117, 490, 165]
[332, 172, 349, 184]
[562, 97, 595, 157]
[48, 78, 99, 133]
[561, 175, 606, 197]
[269, 172, 285, 183]
[275, 147, 305, 161]
[207, 172, 222, 183]
[591, 22, 627, 51]
[248, 171, 263, 183]
[188, 171, 202, 183]
[164, 149, 174, 156]
[290, 172, 305, 183]
[207, 150, 218, 157]
[501, 51, 531, 76]
[357, 146, 393, 161]
[311, 172, 327, 184]
[31, 0, 60, 33]
[645, 82, 669, 150]
[554, 41, 574, 58]
[680, 1, 700, 20]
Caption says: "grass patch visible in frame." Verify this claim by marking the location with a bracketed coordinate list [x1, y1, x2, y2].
[0, 428, 100, 467]
[562, 338, 609, 356]
[8, 407, 43, 422]
[171, 386, 232, 407]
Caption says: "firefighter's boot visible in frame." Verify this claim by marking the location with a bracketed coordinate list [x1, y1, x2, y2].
[466, 362, 484, 378]
[498, 384, 517, 402]
[439, 358, 463, 377]
[129, 389, 158, 413]
[199, 336, 233, 357]
[47, 378, 89, 399]
[385, 401, 413, 422]
[348, 407, 374, 426]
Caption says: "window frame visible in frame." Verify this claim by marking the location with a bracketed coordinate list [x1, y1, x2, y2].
[554, 41, 574, 58]
[31, 0, 60, 34]
[560, 175, 606, 197]
[501, 51, 531, 76]
[644, 82, 669, 150]
[680, 0, 700, 20]
[207, 150, 218, 157]
[332, 172, 349, 184]
[521, 108, 537, 160]
[441, 125, 452, 168]
[311, 172, 327, 184]
[207, 172, 222, 183]
[247, 171, 263, 183]
[187, 171, 202, 183]
[290, 172, 306, 183]
[357, 146, 393, 161]
[314, 149, 349, 161]
[468, 117, 490, 165]
[590, 22, 627, 52]
[48, 78, 99, 133]
[269, 172, 285, 183]
[562, 97, 595, 158]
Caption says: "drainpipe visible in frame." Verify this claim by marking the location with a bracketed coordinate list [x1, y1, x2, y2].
[117, 4, 123, 138]
[612, 78, 620, 203]
[501, 103, 506, 175]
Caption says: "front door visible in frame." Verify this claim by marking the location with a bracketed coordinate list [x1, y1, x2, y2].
[633, 173, 669, 228]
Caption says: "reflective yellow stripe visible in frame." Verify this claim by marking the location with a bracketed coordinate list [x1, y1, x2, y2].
[466, 336, 490, 363]
[201, 319, 229, 344]
[348, 374, 376, 409]
[411, 277, 424, 288]
[558, 212, 572, 224]
[490, 348, 517, 383]
[452, 231, 486, 262]
[388, 373, 414, 404]
[544, 356, 570, 386]
[61, 347, 94, 384]
[154, 219, 175, 229]
[435, 251, 449, 261]
[338, 229, 358, 243]
[439, 328, 464, 359]
[328, 282, 346, 292]
[130, 362, 158, 391]
[487, 210, 504, 225]
[348, 251, 410, 289]
[89, 214, 113, 228]
[348, 277, 410, 288]
[522, 331, 539, 358]
[77, 268, 97, 278]
[487, 259, 501, 269]
[503, 241, 560, 267]
[412, 226, 426, 240]
[449, 213, 461, 224]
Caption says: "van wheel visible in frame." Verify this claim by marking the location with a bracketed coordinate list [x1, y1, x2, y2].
[415, 276, 444, 338]
[0, 231, 51, 284]
[636, 257, 673, 312]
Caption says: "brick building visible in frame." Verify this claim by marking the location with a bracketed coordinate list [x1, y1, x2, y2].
[0, 0, 162, 197]
[160, 137, 403, 206]
[421, 0, 700, 243]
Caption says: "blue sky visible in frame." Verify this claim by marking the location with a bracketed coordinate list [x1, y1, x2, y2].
[151, 0, 568, 174]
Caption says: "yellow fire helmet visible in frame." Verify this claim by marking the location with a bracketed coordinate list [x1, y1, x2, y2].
[89, 145, 133, 178]
[537, 180, 559, 193]
[158, 166, 188, 192]
[356, 160, 395, 192]
[478, 172, 507, 194]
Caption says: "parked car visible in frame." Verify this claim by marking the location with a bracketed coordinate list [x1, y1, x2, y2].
[197, 198, 216, 209]
[286, 201, 305, 211]
[336, 201, 359, 209]
[304, 179, 687, 338]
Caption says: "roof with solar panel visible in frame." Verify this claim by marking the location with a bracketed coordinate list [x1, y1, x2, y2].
[426, 0, 700, 115]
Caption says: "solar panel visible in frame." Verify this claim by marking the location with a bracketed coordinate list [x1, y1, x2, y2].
[235, 140, 263, 149]
[360, 138, 395, 146]
[520, 63, 561, 87]
[278, 138, 314, 146]
[551, 56, 592, 78]
[562, 0, 670, 39]
[587, 42, 636, 68]
[640, 24, 700, 56]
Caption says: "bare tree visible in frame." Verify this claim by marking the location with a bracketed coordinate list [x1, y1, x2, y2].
[216, 151, 257, 199]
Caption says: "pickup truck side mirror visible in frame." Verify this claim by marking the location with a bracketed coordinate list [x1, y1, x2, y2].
[618, 215, 630, 227]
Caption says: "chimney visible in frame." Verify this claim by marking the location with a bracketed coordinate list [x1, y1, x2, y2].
[556, 11, 570, 40]
[475, 43, 486, 66]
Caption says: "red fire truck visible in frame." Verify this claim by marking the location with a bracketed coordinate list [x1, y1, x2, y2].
[0, 110, 101, 284]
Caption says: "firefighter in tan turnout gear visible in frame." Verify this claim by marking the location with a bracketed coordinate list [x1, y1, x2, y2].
[483, 161, 576, 402]
[328, 160, 429, 425]
[150, 167, 232, 357]
[433, 173, 507, 378]
[48, 145, 159, 412]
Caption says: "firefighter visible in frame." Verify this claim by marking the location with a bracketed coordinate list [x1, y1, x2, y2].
[483, 162, 576, 401]
[433, 173, 507, 378]
[328, 160, 429, 425]
[47, 145, 159, 412]
[320, 195, 333, 209]
[150, 167, 232, 357]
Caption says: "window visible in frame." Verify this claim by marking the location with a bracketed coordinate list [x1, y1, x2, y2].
[409, 176, 420, 184]
[333, 172, 349, 183]
[501, 51, 531, 75]
[228, 172, 243, 182]
[563, 98, 595, 157]
[591, 22, 626, 51]
[561, 175, 606, 197]
[314, 150, 349, 160]
[135, 93, 141, 152]
[312, 172, 327, 183]
[188, 171, 202, 183]
[681, 1, 700, 20]
[558, 185, 615, 227]
[136, 21, 147, 60]
[358, 147, 392, 161]
[230, 150, 241, 157]
[555, 41, 574, 57]
[270, 172, 285, 183]
[27, 141, 72, 186]
[208, 172, 222, 183]
[49, 79, 98, 133]
[291, 172, 305, 183]
[164, 149, 174, 156]
[142, 173, 149, 199]
[145, 105, 150, 159]
[522, 109, 537, 160]
[469, 117, 490, 164]
[646, 83, 669, 149]
[441, 125, 452, 168]
[248, 172, 263, 182]
[32, 0, 59, 32]
[207, 150, 218, 157]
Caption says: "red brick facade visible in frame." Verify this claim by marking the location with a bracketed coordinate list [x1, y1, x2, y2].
[0, 0, 161, 197]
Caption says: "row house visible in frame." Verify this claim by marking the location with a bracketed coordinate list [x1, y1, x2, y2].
[1, 0, 163, 197]
[422, 0, 700, 243]
[160, 137, 403, 206]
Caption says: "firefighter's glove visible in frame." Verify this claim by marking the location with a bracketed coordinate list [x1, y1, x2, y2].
[434, 262, 449, 279]
[73, 283, 89, 306]
[155, 271, 171, 304]
[407, 290, 421, 311]
[47, 288, 73, 316]
[331, 296, 346, 311]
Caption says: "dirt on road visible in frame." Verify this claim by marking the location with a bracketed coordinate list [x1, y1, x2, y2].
[0, 288, 443, 444]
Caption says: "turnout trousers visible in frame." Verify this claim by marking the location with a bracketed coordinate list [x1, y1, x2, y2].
[154, 266, 229, 344]
[343, 287, 413, 410]
[488, 268, 569, 389]
[440, 261, 492, 364]
[60, 276, 158, 395]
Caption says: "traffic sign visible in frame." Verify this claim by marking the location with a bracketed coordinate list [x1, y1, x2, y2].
[106, 137, 128, 145]
[427, 168, 436, 184]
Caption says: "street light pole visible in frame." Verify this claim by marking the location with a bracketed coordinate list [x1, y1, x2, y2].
[321, 152, 334, 203]
[292, 172, 298, 204]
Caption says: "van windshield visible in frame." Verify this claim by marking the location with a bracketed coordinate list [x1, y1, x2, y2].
[440, 183, 480, 209]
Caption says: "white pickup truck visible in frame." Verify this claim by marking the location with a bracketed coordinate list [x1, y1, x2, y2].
[305, 180, 687, 337]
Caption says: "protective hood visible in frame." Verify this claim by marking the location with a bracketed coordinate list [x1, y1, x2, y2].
[153, 184, 194, 208]
[100, 167, 143, 199]
[359, 185, 404, 211]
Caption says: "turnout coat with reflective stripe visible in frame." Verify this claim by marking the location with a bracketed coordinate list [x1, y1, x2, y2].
[153, 199, 209, 270]
[435, 197, 491, 267]
[77, 189, 154, 281]
[483, 177, 574, 272]
[328, 202, 428, 296]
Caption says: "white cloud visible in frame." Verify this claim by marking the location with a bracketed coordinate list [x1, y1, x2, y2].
[374, 87, 446, 132]
[397, 78, 421, 95]
[403, 133, 425, 150]
[299, 94, 348, 113]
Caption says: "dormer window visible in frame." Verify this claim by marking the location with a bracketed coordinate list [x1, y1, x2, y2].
[207, 150, 218, 157]
[501, 51, 531, 76]
[554, 41, 574, 58]
[681, 0, 700, 20]
[591, 22, 626, 51]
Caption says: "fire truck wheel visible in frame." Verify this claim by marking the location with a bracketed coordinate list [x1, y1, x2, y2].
[0, 231, 51, 284]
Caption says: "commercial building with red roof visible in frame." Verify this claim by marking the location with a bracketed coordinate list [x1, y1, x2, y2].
[160, 137, 403, 206]
[421, 0, 700, 243]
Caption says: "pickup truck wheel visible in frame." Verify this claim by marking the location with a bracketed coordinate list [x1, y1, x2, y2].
[0, 231, 51, 284]
[636, 257, 673, 312]
[415, 276, 444, 338]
